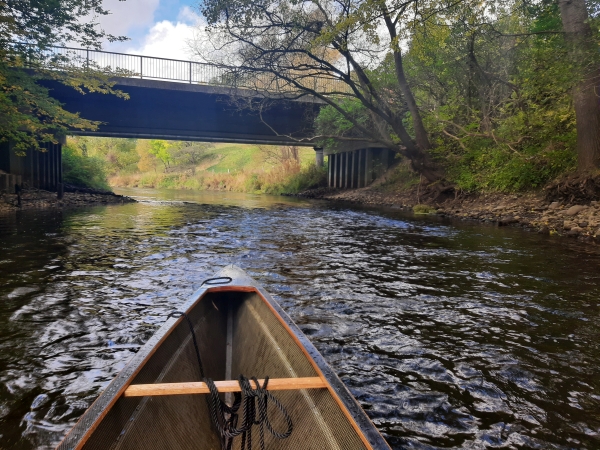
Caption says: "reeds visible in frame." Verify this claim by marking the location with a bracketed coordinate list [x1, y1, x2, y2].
[108, 160, 326, 194]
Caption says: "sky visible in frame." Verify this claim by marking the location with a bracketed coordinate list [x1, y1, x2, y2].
[97, 0, 202, 60]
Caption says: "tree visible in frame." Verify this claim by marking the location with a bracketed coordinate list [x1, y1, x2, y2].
[148, 140, 172, 171]
[136, 140, 159, 173]
[259, 145, 300, 165]
[0, 0, 128, 153]
[71, 137, 138, 176]
[198, 0, 448, 183]
[558, 0, 600, 172]
[62, 141, 110, 191]
[168, 141, 214, 169]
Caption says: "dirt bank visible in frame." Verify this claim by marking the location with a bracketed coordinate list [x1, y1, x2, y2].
[299, 184, 600, 242]
[0, 188, 135, 212]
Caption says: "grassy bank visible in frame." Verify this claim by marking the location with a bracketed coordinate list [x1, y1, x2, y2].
[111, 160, 327, 194]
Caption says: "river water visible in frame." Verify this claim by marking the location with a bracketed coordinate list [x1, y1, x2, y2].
[0, 188, 598, 449]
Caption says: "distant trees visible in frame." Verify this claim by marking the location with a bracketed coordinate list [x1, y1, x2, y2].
[146, 140, 215, 172]
[135, 141, 158, 173]
[260, 145, 300, 165]
[68, 137, 216, 175]
[69, 137, 138, 176]
[168, 141, 215, 170]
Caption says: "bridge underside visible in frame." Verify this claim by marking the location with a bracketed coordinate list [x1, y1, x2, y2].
[49, 78, 319, 146]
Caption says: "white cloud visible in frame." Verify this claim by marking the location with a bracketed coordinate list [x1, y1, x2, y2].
[125, 20, 197, 60]
[121, 7, 211, 61]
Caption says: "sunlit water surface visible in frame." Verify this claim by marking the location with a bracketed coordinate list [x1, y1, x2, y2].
[0, 188, 599, 449]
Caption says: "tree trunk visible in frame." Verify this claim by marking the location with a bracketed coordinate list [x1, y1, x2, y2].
[402, 145, 444, 183]
[559, 0, 600, 172]
[392, 52, 432, 152]
[381, 7, 431, 152]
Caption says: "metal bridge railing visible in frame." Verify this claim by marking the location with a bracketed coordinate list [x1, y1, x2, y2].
[10, 45, 349, 94]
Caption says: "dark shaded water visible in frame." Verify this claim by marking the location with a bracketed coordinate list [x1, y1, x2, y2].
[0, 188, 599, 449]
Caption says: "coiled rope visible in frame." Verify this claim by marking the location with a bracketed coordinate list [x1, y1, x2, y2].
[167, 310, 293, 450]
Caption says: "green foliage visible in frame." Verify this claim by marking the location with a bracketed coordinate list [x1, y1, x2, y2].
[0, 66, 101, 155]
[62, 143, 110, 191]
[245, 174, 262, 192]
[200, 0, 600, 183]
[441, 143, 577, 192]
[315, 99, 371, 150]
[148, 140, 172, 171]
[413, 204, 437, 214]
[400, 0, 583, 192]
[0, 0, 128, 153]
[72, 137, 139, 175]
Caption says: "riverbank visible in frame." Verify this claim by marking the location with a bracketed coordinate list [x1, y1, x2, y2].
[298, 183, 600, 242]
[0, 188, 135, 212]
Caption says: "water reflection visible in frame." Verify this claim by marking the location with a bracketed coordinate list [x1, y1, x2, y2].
[0, 189, 599, 449]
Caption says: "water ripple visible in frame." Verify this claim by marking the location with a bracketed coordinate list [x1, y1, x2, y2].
[0, 189, 599, 449]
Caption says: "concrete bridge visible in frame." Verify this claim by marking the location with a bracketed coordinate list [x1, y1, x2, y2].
[0, 46, 393, 194]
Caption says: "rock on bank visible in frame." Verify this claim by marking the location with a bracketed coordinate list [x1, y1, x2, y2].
[0, 188, 135, 212]
[298, 186, 600, 242]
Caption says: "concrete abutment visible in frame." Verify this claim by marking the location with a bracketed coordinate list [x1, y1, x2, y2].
[0, 140, 63, 195]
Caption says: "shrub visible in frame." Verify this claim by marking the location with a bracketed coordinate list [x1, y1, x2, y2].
[245, 173, 262, 192]
[62, 144, 111, 191]
[262, 162, 327, 194]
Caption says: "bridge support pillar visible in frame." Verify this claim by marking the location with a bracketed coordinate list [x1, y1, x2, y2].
[57, 136, 64, 199]
[345, 152, 350, 188]
[357, 149, 364, 188]
[313, 147, 324, 167]
[326, 147, 395, 189]
[331, 154, 337, 187]
[343, 152, 349, 188]
[335, 153, 340, 188]
[364, 148, 373, 186]
[0, 174, 13, 194]
[351, 150, 358, 188]
[336, 153, 341, 188]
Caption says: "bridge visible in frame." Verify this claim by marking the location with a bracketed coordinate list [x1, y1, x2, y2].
[34, 46, 336, 145]
[0, 46, 392, 194]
